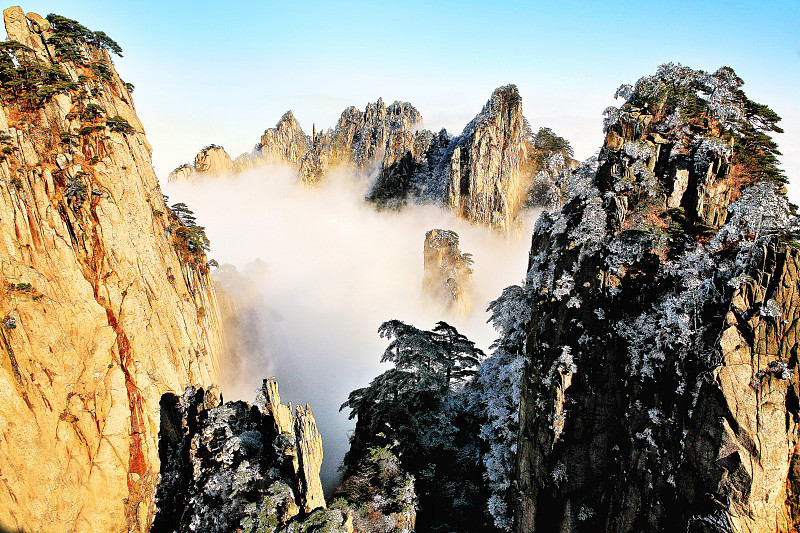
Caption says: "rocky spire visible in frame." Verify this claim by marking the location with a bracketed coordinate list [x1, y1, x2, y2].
[257, 110, 311, 167]
[151, 381, 349, 533]
[167, 87, 541, 234]
[445, 85, 526, 232]
[422, 229, 474, 316]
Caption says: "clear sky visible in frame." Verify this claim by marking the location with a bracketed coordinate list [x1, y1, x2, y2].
[11, 1, 800, 198]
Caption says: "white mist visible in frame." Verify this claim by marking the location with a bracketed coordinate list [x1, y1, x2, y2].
[164, 166, 537, 492]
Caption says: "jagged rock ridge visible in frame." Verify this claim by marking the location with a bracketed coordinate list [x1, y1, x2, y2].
[152, 379, 351, 533]
[170, 86, 574, 232]
[0, 9, 223, 532]
[514, 63, 797, 532]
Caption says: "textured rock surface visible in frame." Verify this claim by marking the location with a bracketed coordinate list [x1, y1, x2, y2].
[445, 85, 526, 232]
[168, 88, 539, 233]
[328, 99, 421, 172]
[515, 64, 796, 532]
[167, 163, 194, 183]
[167, 145, 235, 182]
[298, 128, 329, 187]
[257, 111, 311, 167]
[0, 10, 222, 532]
[367, 128, 450, 210]
[422, 229, 473, 316]
[260, 379, 326, 513]
[194, 144, 235, 176]
[152, 380, 350, 533]
[169, 100, 423, 187]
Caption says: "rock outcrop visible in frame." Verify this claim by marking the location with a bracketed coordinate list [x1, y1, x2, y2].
[422, 229, 474, 316]
[194, 144, 235, 176]
[328, 99, 422, 171]
[367, 128, 451, 210]
[0, 10, 222, 532]
[167, 145, 236, 181]
[445, 85, 526, 232]
[167, 100, 422, 185]
[152, 380, 349, 533]
[298, 127, 329, 186]
[514, 64, 797, 532]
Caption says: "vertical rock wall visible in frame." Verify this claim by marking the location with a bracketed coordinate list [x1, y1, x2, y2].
[0, 9, 222, 532]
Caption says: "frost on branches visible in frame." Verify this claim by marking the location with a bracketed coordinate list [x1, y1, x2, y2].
[470, 284, 532, 530]
[713, 182, 791, 245]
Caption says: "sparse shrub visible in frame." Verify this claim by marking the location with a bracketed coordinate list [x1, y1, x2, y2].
[64, 176, 86, 209]
[46, 14, 123, 62]
[166, 201, 211, 270]
[80, 103, 104, 120]
[0, 41, 76, 107]
[89, 60, 113, 82]
[333, 446, 417, 533]
[105, 115, 134, 134]
[78, 124, 104, 135]
[59, 132, 77, 145]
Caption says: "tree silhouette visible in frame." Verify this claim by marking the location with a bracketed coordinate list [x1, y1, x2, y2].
[341, 320, 483, 464]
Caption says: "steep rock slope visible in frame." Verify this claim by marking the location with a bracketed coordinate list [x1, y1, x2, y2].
[152, 380, 351, 533]
[515, 64, 797, 532]
[0, 10, 222, 532]
[256, 110, 311, 168]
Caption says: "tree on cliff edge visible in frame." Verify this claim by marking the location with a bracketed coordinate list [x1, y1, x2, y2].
[342, 320, 482, 424]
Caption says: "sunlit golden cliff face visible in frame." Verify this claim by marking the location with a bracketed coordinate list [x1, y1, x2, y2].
[0, 8, 222, 532]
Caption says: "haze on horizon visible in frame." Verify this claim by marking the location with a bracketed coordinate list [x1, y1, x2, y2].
[11, 0, 800, 200]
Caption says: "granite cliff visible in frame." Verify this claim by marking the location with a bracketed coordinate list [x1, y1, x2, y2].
[0, 9, 346, 533]
[333, 63, 798, 533]
[5, 10, 794, 533]
[0, 8, 225, 531]
[515, 63, 798, 532]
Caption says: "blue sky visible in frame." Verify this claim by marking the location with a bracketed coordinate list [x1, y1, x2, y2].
[13, 1, 800, 198]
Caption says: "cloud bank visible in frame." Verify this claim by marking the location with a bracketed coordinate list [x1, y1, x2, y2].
[164, 166, 538, 491]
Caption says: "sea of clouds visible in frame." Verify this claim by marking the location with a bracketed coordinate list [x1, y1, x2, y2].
[165, 165, 539, 491]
